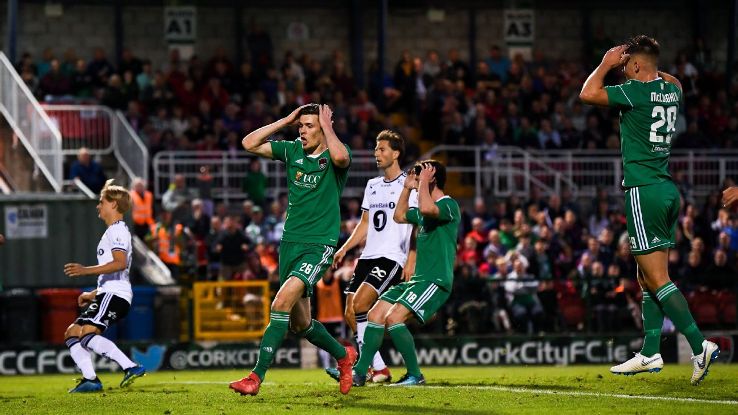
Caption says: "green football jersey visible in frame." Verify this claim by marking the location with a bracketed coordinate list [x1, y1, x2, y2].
[270, 139, 351, 246]
[605, 78, 682, 187]
[405, 196, 460, 291]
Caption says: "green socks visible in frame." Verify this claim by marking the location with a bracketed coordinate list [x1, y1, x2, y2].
[299, 320, 347, 360]
[252, 311, 290, 380]
[388, 323, 422, 377]
[354, 322, 385, 377]
[656, 282, 705, 355]
[640, 291, 664, 357]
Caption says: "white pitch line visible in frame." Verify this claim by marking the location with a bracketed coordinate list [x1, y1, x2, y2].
[423, 385, 738, 406]
[157, 381, 737, 405]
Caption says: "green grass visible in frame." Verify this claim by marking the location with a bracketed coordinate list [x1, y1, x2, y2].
[1, 365, 738, 414]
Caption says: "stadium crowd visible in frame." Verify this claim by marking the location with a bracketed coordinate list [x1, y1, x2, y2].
[14, 35, 738, 335]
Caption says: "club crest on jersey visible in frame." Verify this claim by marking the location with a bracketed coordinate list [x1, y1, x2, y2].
[295, 171, 304, 181]
[319, 157, 328, 170]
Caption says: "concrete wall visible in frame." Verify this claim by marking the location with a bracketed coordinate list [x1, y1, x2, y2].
[0, 2, 731, 74]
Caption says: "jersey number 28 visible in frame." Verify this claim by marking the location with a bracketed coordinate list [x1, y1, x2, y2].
[649, 105, 677, 144]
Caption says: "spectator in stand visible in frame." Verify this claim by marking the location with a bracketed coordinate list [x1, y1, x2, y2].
[185, 199, 211, 280]
[148, 210, 186, 278]
[69, 147, 106, 194]
[39, 58, 71, 98]
[244, 206, 268, 244]
[242, 158, 267, 207]
[162, 174, 196, 224]
[86, 47, 115, 88]
[215, 215, 251, 280]
[129, 178, 155, 240]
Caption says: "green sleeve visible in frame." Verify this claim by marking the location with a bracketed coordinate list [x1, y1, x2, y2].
[405, 208, 421, 225]
[270, 140, 293, 162]
[604, 83, 635, 109]
[435, 198, 457, 223]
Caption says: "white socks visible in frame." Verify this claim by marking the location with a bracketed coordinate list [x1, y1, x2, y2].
[66, 337, 96, 380]
[81, 333, 136, 370]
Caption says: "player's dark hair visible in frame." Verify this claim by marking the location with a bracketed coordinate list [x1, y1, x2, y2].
[413, 159, 447, 191]
[625, 35, 660, 59]
[297, 103, 320, 117]
[376, 130, 405, 161]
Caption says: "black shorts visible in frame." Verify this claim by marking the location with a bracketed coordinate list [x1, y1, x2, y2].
[345, 257, 403, 295]
[75, 293, 130, 331]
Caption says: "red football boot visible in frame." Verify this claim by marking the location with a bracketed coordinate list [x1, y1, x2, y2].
[336, 346, 357, 394]
[229, 372, 261, 396]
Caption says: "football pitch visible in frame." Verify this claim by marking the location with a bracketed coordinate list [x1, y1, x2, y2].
[1, 365, 737, 414]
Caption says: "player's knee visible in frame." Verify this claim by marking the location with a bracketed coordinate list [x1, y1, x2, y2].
[384, 309, 407, 326]
[367, 307, 387, 324]
[289, 318, 310, 334]
[271, 296, 292, 312]
[79, 325, 100, 337]
[352, 296, 372, 314]
[64, 324, 80, 339]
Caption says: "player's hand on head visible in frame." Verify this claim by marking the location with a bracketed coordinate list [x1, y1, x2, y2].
[285, 104, 310, 125]
[404, 170, 418, 190]
[64, 263, 84, 277]
[319, 104, 333, 128]
[602, 45, 628, 69]
[418, 162, 436, 182]
[722, 186, 738, 207]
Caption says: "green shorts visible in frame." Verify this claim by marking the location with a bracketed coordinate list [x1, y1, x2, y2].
[624, 181, 680, 255]
[279, 241, 335, 297]
[380, 279, 450, 324]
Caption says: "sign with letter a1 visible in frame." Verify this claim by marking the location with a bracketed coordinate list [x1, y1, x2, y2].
[164, 6, 197, 44]
[4, 205, 48, 239]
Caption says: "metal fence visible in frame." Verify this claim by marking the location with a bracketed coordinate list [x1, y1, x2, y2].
[41, 104, 149, 184]
[114, 110, 149, 183]
[422, 146, 738, 199]
[152, 149, 378, 203]
[0, 52, 63, 192]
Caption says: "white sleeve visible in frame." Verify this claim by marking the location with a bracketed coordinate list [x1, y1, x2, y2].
[108, 225, 131, 252]
[408, 189, 419, 209]
[361, 182, 371, 211]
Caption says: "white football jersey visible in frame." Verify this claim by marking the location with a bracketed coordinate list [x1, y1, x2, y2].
[359, 173, 417, 265]
[96, 221, 133, 303]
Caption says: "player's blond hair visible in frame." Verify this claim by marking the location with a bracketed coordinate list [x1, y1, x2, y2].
[101, 179, 132, 214]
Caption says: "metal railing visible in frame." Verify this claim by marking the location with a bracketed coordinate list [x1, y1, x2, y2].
[152, 149, 378, 202]
[0, 52, 63, 192]
[152, 146, 738, 202]
[421, 146, 738, 199]
[114, 110, 149, 183]
[43, 104, 114, 154]
[42, 104, 149, 184]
